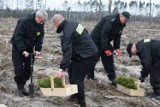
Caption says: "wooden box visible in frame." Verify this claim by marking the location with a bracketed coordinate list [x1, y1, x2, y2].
[117, 80, 145, 96]
[40, 76, 78, 97]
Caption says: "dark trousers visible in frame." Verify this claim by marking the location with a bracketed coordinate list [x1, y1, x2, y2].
[89, 48, 116, 81]
[12, 49, 34, 89]
[68, 56, 95, 101]
[150, 62, 160, 95]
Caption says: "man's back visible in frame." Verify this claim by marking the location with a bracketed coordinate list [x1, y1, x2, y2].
[90, 14, 121, 42]
[61, 20, 98, 60]
[91, 14, 116, 37]
[90, 14, 124, 52]
[136, 39, 160, 64]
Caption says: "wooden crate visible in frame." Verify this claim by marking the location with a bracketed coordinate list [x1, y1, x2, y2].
[40, 75, 78, 97]
[117, 80, 145, 96]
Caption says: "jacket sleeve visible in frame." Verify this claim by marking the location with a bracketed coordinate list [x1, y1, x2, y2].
[35, 26, 44, 51]
[101, 21, 113, 51]
[141, 45, 152, 78]
[60, 35, 72, 70]
[14, 20, 28, 52]
[114, 29, 122, 50]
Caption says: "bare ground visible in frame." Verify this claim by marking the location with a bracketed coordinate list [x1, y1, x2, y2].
[0, 18, 160, 107]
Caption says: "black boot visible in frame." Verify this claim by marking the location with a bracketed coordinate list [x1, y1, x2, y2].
[67, 94, 78, 102]
[18, 89, 24, 97]
[152, 95, 160, 100]
[108, 74, 117, 87]
[152, 90, 160, 100]
[17, 84, 26, 97]
[22, 88, 29, 96]
[111, 81, 117, 88]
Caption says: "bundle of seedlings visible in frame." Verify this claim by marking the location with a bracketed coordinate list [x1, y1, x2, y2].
[38, 77, 63, 88]
[116, 76, 137, 90]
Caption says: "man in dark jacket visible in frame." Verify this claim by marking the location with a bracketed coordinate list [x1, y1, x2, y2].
[89, 12, 131, 86]
[52, 14, 98, 107]
[127, 39, 160, 100]
[11, 9, 48, 97]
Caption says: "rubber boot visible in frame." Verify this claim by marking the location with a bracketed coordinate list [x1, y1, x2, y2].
[67, 94, 78, 102]
[152, 87, 160, 100]
[17, 84, 25, 97]
[108, 74, 117, 87]
[111, 81, 117, 88]
[22, 88, 29, 96]
[152, 95, 160, 100]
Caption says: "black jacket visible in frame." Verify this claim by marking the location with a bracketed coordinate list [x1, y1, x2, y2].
[11, 13, 44, 52]
[91, 14, 125, 52]
[136, 39, 160, 78]
[56, 20, 98, 70]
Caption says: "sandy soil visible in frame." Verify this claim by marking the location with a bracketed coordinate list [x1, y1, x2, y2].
[0, 18, 160, 107]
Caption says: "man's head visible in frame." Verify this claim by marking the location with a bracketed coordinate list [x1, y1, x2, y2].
[119, 11, 131, 25]
[126, 43, 137, 58]
[52, 14, 65, 28]
[35, 9, 48, 25]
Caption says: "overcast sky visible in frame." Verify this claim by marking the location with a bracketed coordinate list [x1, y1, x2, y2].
[9, 0, 160, 11]
[46, 0, 160, 10]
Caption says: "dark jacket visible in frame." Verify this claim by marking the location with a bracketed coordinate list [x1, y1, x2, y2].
[136, 39, 160, 78]
[91, 14, 125, 52]
[11, 13, 44, 52]
[56, 20, 98, 70]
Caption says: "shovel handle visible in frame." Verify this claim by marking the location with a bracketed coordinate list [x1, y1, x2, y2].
[29, 53, 36, 56]
[22, 53, 36, 56]
[29, 53, 35, 98]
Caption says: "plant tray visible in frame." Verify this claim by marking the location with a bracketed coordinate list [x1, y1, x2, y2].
[117, 80, 145, 97]
[40, 76, 78, 97]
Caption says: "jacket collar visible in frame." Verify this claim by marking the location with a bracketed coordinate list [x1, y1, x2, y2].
[116, 14, 126, 27]
[27, 13, 36, 25]
[28, 13, 43, 26]
[33, 13, 38, 25]
[56, 20, 67, 33]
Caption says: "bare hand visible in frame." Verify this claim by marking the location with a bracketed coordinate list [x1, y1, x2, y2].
[35, 51, 41, 56]
[23, 51, 29, 57]
[56, 69, 63, 78]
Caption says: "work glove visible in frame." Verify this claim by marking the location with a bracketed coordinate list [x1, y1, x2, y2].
[139, 76, 145, 83]
[56, 69, 63, 78]
[105, 50, 112, 56]
[23, 51, 29, 58]
[115, 49, 121, 56]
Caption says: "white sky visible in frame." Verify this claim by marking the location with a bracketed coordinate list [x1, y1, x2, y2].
[9, 0, 160, 11]
[46, 0, 160, 10]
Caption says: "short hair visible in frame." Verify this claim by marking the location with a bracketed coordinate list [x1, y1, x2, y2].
[36, 9, 48, 20]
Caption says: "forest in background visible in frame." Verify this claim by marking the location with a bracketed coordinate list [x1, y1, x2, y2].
[0, 0, 160, 22]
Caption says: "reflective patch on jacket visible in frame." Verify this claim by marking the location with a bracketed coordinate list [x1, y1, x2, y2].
[76, 24, 84, 35]
[37, 32, 41, 37]
[144, 39, 150, 43]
